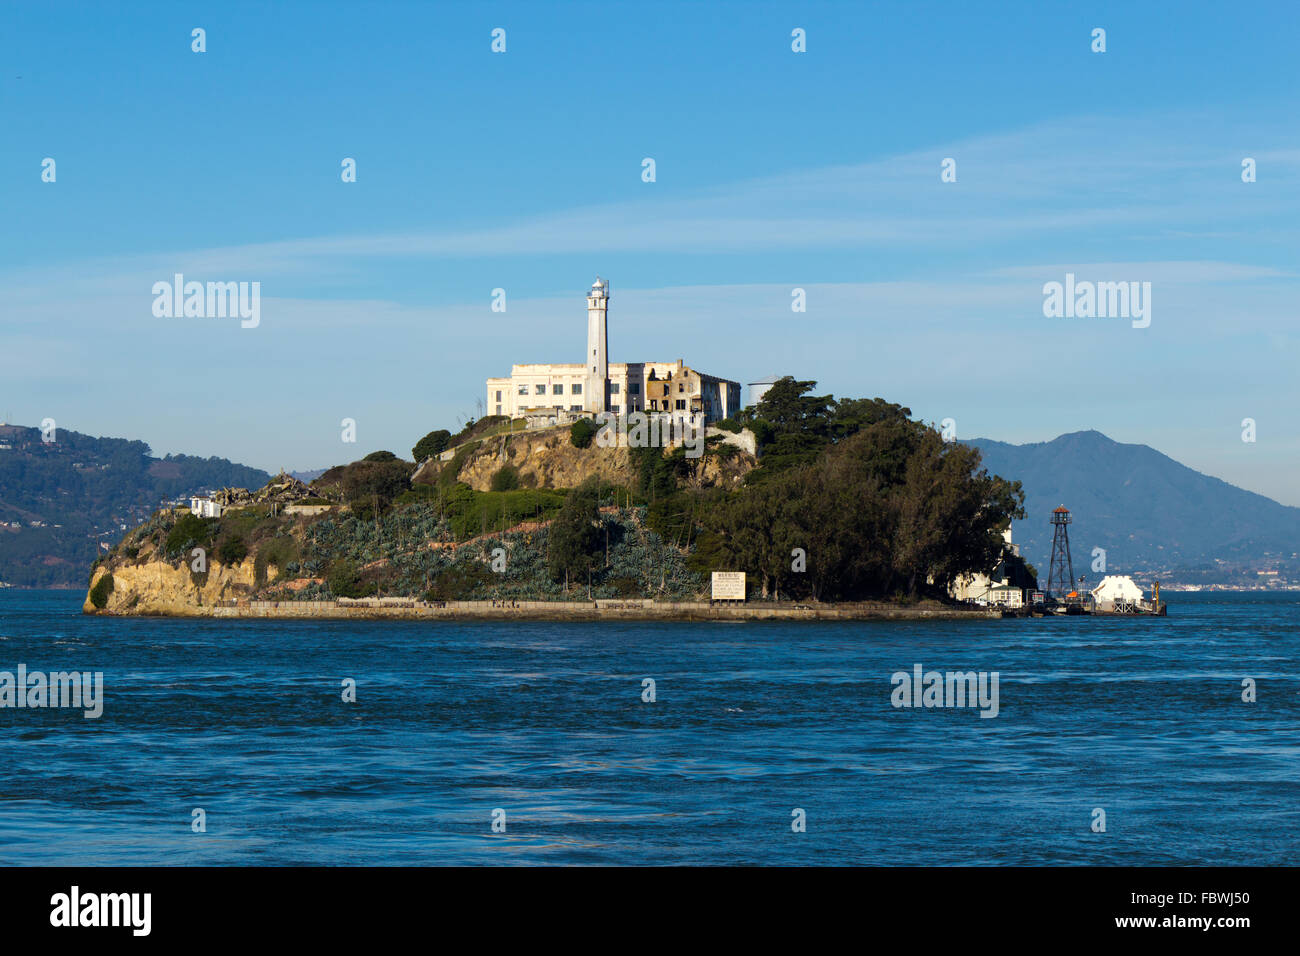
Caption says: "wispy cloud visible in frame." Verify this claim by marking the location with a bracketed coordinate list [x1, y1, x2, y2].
[7, 111, 1298, 289]
[5, 110, 1299, 505]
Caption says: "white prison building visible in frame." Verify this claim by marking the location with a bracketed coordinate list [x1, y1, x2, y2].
[485, 278, 741, 428]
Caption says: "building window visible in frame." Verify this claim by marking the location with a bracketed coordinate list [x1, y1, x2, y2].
[678, 383, 684, 392]
[611, 404, 620, 414]
[495, 405, 502, 415]
[570, 405, 582, 412]
[535, 384, 546, 395]
[517, 384, 529, 395]
[610, 383, 620, 394]
[553, 383, 564, 395]
[592, 365, 597, 373]
[495, 390, 502, 402]
[662, 385, 670, 396]
[675, 399, 686, 410]
[629, 383, 640, 395]
[571, 383, 582, 395]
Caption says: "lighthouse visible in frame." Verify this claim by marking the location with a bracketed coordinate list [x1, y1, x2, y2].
[483, 276, 741, 426]
[585, 277, 609, 413]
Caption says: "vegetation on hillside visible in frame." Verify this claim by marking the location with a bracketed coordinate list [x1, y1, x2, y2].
[633, 378, 1024, 601]
[411, 429, 452, 462]
[393, 378, 1024, 602]
[569, 419, 596, 448]
[490, 465, 521, 492]
[87, 383, 1025, 606]
[0, 425, 270, 587]
[88, 572, 114, 608]
[311, 457, 415, 519]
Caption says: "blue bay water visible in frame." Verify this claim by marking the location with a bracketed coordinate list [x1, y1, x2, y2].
[0, 590, 1295, 865]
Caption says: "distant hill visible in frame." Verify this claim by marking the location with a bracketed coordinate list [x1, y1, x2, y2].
[965, 430, 1300, 584]
[0, 424, 270, 587]
[290, 468, 328, 484]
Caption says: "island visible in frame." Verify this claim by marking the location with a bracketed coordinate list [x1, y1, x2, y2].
[83, 376, 1030, 621]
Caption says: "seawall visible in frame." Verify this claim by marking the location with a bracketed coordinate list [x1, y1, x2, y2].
[185, 598, 998, 621]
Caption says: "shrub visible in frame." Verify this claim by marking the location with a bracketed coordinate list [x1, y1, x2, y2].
[412, 429, 452, 462]
[362, 450, 398, 462]
[165, 514, 216, 556]
[609, 575, 641, 597]
[256, 536, 298, 587]
[444, 487, 566, 540]
[340, 459, 415, 516]
[394, 484, 437, 507]
[427, 562, 493, 601]
[570, 418, 596, 449]
[746, 419, 774, 450]
[490, 465, 521, 492]
[707, 440, 742, 460]
[447, 416, 507, 447]
[437, 441, 482, 489]
[327, 558, 373, 598]
[548, 479, 602, 584]
[89, 573, 114, 609]
[218, 536, 249, 565]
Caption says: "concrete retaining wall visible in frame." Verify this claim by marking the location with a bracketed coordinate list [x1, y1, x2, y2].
[207, 598, 995, 621]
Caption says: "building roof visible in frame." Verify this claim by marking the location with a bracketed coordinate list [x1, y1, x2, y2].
[747, 373, 784, 386]
[1091, 575, 1144, 600]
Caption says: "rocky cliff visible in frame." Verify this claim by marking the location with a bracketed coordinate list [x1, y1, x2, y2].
[85, 425, 759, 615]
[415, 425, 757, 492]
[463, 428, 636, 491]
[84, 556, 271, 616]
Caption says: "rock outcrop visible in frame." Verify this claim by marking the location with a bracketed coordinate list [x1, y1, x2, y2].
[84, 557, 269, 616]
[417, 425, 757, 492]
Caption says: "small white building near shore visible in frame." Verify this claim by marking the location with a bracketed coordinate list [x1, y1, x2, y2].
[950, 528, 1022, 605]
[1091, 575, 1144, 609]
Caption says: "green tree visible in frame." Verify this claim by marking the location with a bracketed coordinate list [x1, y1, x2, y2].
[745, 377, 837, 474]
[89, 573, 114, 609]
[412, 429, 452, 462]
[341, 459, 415, 515]
[217, 535, 249, 565]
[705, 414, 1023, 602]
[490, 465, 521, 491]
[427, 562, 493, 601]
[548, 478, 602, 588]
[715, 475, 801, 598]
[754, 377, 834, 431]
[327, 558, 375, 598]
[165, 514, 216, 556]
[887, 430, 1024, 597]
[569, 418, 596, 449]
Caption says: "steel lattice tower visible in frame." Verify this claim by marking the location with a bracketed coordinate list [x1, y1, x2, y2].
[1047, 506, 1076, 601]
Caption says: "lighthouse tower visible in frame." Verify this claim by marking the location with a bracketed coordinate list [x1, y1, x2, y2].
[585, 277, 609, 413]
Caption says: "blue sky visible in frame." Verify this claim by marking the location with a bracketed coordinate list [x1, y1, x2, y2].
[3, 1, 1299, 503]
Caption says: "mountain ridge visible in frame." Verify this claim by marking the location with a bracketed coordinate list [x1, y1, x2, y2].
[0, 424, 271, 587]
[964, 430, 1299, 585]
